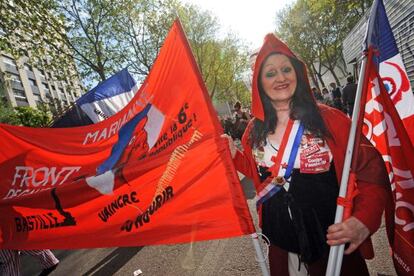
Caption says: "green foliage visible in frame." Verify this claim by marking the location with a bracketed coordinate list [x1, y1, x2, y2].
[60, 0, 250, 102]
[1, 0, 250, 104]
[58, 0, 130, 84]
[276, 0, 373, 85]
[0, 80, 52, 127]
[0, 0, 77, 81]
[176, 3, 250, 103]
[0, 104, 52, 127]
[114, 0, 179, 80]
[0, 104, 20, 125]
[14, 105, 52, 127]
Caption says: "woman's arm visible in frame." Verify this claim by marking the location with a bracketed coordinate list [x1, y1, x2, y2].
[222, 134, 256, 179]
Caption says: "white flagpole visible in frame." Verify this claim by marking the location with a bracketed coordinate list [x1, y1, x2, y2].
[251, 233, 270, 276]
[325, 53, 369, 276]
[326, 0, 380, 273]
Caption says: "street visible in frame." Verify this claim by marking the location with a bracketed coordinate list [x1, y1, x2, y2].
[21, 176, 396, 276]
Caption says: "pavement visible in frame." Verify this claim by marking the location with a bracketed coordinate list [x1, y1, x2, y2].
[20, 174, 397, 276]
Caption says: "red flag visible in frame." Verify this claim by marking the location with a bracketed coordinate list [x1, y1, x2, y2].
[0, 20, 254, 250]
[363, 48, 414, 275]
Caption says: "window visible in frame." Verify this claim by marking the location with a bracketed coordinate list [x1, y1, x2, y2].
[2, 55, 16, 66]
[15, 98, 29, 106]
[12, 88, 26, 99]
[24, 63, 33, 72]
[43, 84, 53, 99]
[33, 94, 41, 101]
[59, 89, 66, 100]
[9, 73, 22, 83]
[38, 69, 45, 77]
[28, 78, 37, 87]
[42, 82, 50, 92]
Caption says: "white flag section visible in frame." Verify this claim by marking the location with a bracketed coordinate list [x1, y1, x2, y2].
[79, 68, 139, 123]
[379, 54, 414, 121]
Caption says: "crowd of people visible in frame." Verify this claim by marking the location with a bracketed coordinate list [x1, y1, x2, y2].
[311, 75, 358, 117]
[220, 101, 251, 141]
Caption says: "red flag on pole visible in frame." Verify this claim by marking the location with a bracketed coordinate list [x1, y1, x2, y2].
[363, 1, 414, 274]
[0, 19, 255, 250]
[363, 53, 414, 275]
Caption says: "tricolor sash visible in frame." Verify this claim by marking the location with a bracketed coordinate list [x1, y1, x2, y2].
[255, 120, 304, 207]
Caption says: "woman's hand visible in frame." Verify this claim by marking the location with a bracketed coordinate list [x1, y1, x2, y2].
[326, 216, 370, 254]
[222, 134, 237, 158]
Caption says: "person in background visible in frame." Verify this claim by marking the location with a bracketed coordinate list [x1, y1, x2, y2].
[321, 87, 332, 105]
[311, 87, 323, 102]
[233, 101, 250, 140]
[224, 33, 389, 275]
[342, 75, 358, 117]
[0, 249, 59, 276]
[329, 82, 344, 112]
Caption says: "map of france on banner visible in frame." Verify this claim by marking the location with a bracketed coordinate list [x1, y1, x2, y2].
[0, 20, 254, 250]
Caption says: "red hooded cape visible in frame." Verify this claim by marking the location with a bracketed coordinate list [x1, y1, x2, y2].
[237, 33, 390, 259]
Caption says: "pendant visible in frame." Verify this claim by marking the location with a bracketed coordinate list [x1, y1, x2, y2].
[272, 176, 286, 186]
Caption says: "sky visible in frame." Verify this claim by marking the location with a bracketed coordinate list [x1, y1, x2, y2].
[180, 0, 296, 50]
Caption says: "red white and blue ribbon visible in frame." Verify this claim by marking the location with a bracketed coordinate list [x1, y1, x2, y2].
[255, 120, 304, 208]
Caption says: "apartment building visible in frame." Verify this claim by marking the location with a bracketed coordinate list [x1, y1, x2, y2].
[0, 53, 83, 111]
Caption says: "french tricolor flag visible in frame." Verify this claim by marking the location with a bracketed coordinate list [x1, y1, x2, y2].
[364, 0, 414, 144]
[52, 68, 138, 127]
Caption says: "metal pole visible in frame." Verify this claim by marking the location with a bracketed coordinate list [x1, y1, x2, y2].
[325, 54, 369, 276]
[251, 233, 270, 276]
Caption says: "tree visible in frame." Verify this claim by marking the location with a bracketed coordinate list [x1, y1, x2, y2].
[0, 73, 20, 125]
[114, 0, 179, 79]
[176, 4, 250, 103]
[1, 0, 250, 104]
[58, 0, 130, 84]
[276, 0, 373, 86]
[115, 0, 251, 103]
[14, 105, 52, 127]
[0, 0, 78, 81]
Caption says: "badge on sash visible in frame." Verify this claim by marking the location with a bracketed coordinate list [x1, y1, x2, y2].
[299, 134, 330, 174]
[300, 151, 330, 173]
[271, 176, 286, 186]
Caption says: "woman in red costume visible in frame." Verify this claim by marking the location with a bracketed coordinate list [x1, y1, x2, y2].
[226, 33, 390, 275]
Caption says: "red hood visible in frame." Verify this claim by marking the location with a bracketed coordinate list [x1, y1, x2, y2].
[252, 34, 312, 121]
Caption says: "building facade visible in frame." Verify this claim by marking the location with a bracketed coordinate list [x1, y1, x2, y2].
[342, 0, 414, 86]
[0, 53, 83, 111]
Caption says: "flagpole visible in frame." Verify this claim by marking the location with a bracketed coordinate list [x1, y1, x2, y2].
[250, 233, 270, 276]
[325, 53, 369, 276]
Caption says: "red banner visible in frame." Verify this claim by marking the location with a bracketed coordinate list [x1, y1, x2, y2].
[363, 50, 414, 275]
[0, 20, 254, 250]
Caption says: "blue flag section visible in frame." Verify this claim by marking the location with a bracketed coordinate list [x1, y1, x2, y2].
[52, 68, 138, 127]
[364, 0, 398, 67]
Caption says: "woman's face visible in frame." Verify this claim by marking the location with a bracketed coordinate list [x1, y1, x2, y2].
[260, 54, 297, 105]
